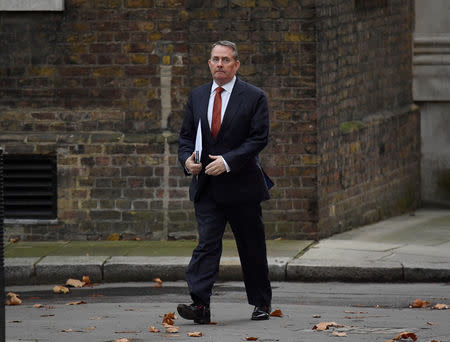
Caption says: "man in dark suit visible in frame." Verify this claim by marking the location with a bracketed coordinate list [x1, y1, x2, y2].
[177, 40, 272, 323]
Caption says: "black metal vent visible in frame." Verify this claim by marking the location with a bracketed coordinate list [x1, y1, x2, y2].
[3, 154, 57, 219]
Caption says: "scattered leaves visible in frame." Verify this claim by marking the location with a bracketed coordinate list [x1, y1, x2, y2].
[66, 300, 87, 306]
[332, 331, 347, 337]
[270, 309, 283, 317]
[165, 325, 179, 333]
[66, 278, 85, 288]
[388, 331, 418, 341]
[433, 303, 449, 310]
[53, 285, 70, 294]
[411, 299, 430, 308]
[245, 338, 258, 341]
[153, 277, 163, 288]
[149, 325, 160, 333]
[312, 322, 344, 331]
[187, 331, 203, 337]
[6, 292, 22, 306]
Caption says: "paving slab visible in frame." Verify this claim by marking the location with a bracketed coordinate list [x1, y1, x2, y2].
[35, 256, 108, 284]
[4, 258, 40, 286]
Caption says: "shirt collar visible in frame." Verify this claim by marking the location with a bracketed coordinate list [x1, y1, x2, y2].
[212, 76, 236, 94]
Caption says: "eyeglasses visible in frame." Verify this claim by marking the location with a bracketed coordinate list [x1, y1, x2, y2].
[210, 57, 235, 65]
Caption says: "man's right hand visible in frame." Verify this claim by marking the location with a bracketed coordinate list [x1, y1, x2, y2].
[185, 152, 202, 175]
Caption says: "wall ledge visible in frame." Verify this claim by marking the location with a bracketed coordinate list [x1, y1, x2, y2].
[0, 0, 64, 11]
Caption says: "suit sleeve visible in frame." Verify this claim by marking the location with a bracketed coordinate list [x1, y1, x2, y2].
[178, 92, 195, 175]
[222, 91, 269, 172]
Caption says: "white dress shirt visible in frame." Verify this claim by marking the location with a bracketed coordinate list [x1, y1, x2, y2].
[207, 76, 237, 172]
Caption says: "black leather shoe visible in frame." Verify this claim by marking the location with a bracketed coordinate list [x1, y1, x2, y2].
[177, 303, 211, 324]
[251, 305, 271, 320]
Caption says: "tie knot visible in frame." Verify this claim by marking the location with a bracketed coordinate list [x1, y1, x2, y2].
[216, 87, 224, 94]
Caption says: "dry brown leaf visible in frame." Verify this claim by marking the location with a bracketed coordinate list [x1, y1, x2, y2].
[428, 340, 443, 342]
[106, 233, 121, 241]
[86, 326, 96, 331]
[114, 339, 130, 342]
[149, 325, 160, 333]
[53, 285, 70, 294]
[62, 328, 73, 333]
[392, 331, 418, 341]
[245, 338, 258, 341]
[426, 321, 436, 326]
[66, 278, 85, 288]
[165, 325, 179, 333]
[412, 299, 430, 308]
[6, 292, 22, 306]
[433, 303, 449, 310]
[82, 275, 91, 284]
[65, 300, 87, 306]
[209, 321, 218, 325]
[9, 237, 20, 243]
[332, 331, 347, 337]
[154, 277, 163, 285]
[312, 321, 344, 331]
[313, 314, 321, 318]
[162, 312, 176, 325]
[33, 304, 45, 308]
[270, 309, 283, 317]
[187, 331, 203, 337]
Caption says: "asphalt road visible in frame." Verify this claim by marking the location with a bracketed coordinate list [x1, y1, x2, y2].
[5, 281, 450, 342]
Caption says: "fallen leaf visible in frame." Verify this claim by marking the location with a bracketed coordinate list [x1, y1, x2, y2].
[82, 275, 91, 284]
[412, 299, 430, 308]
[149, 325, 160, 333]
[53, 285, 70, 294]
[391, 331, 418, 341]
[89, 316, 103, 320]
[428, 340, 443, 342]
[115, 330, 141, 333]
[162, 312, 176, 325]
[107, 233, 121, 241]
[433, 303, 449, 310]
[270, 309, 283, 317]
[312, 322, 344, 331]
[154, 277, 163, 285]
[187, 331, 203, 337]
[313, 314, 321, 318]
[332, 331, 347, 337]
[40, 314, 55, 317]
[6, 292, 22, 305]
[165, 325, 179, 333]
[86, 326, 96, 331]
[245, 338, 258, 341]
[9, 237, 20, 243]
[114, 339, 130, 342]
[33, 304, 45, 308]
[426, 321, 436, 326]
[66, 278, 85, 288]
[209, 321, 218, 325]
[62, 328, 73, 333]
[65, 300, 87, 306]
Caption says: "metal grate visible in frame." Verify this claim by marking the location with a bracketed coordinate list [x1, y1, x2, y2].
[3, 154, 57, 219]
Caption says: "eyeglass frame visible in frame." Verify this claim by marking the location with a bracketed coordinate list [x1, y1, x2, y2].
[209, 56, 236, 65]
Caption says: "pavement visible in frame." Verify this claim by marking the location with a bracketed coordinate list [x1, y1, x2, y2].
[3, 208, 450, 285]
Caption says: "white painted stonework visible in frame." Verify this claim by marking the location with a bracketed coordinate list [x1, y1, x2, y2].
[0, 0, 64, 11]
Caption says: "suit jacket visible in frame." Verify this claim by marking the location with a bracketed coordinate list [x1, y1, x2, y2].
[178, 77, 271, 204]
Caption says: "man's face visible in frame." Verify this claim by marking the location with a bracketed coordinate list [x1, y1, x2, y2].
[208, 45, 240, 86]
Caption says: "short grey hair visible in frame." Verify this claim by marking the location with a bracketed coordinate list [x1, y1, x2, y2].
[211, 40, 239, 61]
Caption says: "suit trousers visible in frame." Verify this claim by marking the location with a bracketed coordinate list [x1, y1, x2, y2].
[186, 184, 272, 307]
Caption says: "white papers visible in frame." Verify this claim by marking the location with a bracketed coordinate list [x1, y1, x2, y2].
[195, 119, 202, 162]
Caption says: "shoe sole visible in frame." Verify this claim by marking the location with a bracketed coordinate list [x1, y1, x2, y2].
[251, 314, 270, 321]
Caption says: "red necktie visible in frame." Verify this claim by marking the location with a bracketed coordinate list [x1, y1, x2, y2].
[211, 87, 224, 139]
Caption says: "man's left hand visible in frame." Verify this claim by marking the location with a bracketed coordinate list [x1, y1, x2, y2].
[205, 155, 226, 176]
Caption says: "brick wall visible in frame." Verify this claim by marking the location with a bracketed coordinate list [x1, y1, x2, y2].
[316, 0, 420, 237]
[0, 0, 419, 241]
